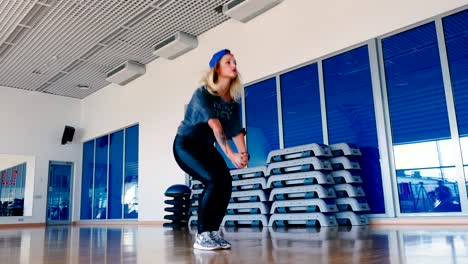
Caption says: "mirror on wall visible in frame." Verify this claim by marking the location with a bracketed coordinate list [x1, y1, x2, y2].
[0, 154, 35, 217]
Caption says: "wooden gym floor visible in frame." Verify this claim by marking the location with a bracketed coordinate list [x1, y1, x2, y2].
[0, 224, 467, 264]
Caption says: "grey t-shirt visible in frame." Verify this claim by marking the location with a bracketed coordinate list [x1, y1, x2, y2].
[177, 86, 243, 145]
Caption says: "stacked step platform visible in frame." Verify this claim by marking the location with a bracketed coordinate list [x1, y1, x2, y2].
[188, 166, 270, 227]
[221, 166, 270, 227]
[329, 143, 370, 225]
[187, 142, 370, 227]
[188, 178, 203, 227]
[266, 143, 339, 227]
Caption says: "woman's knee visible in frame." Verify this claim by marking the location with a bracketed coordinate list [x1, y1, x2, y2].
[212, 175, 232, 191]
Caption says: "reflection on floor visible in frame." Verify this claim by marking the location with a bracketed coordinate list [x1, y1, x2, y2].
[0, 224, 467, 263]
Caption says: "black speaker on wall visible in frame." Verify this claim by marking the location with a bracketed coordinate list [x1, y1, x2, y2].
[61, 126, 75, 145]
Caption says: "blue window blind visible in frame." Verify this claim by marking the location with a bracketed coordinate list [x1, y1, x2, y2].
[443, 10, 468, 136]
[382, 22, 450, 144]
[245, 78, 279, 166]
[81, 140, 94, 220]
[323, 45, 384, 214]
[109, 130, 124, 219]
[324, 46, 378, 147]
[94, 135, 109, 219]
[280, 63, 323, 147]
[124, 125, 139, 219]
[443, 9, 468, 196]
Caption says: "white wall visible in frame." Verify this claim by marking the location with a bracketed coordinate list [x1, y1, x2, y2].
[0, 154, 31, 170]
[80, 0, 468, 221]
[0, 86, 81, 224]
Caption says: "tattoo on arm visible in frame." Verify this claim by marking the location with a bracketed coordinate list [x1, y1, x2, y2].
[214, 131, 228, 151]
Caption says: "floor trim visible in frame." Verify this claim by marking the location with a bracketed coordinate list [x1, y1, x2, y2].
[7, 219, 465, 228]
[0, 223, 46, 229]
[72, 220, 166, 226]
[370, 217, 468, 226]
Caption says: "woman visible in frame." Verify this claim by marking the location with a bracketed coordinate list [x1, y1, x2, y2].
[173, 49, 249, 250]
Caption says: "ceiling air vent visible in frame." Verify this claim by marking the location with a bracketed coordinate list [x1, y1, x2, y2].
[153, 31, 198, 60]
[222, 0, 283, 23]
[105, 61, 145, 85]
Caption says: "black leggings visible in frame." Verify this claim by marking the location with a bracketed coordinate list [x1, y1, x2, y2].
[173, 135, 232, 233]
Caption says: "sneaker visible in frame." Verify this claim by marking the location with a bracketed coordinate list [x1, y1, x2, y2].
[193, 231, 220, 250]
[211, 230, 232, 249]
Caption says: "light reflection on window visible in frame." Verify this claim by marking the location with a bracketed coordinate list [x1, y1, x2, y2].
[460, 137, 468, 165]
[394, 141, 441, 169]
[394, 140, 461, 213]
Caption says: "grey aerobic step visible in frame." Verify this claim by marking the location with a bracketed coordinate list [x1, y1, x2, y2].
[188, 206, 198, 215]
[188, 215, 198, 226]
[266, 143, 333, 163]
[227, 202, 270, 215]
[190, 180, 203, 190]
[334, 184, 366, 198]
[329, 156, 361, 170]
[221, 214, 269, 227]
[230, 166, 267, 180]
[335, 197, 370, 212]
[232, 177, 267, 191]
[269, 185, 336, 201]
[266, 157, 332, 176]
[329, 143, 362, 157]
[230, 189, 267, 202]
[266, 171, 334, 188]
[331, 170, 362, 184]
[270, 199, 338, 214]
[268, 213, 338, 227]
[334, 211, 368, 225]
[189, 188, 203, 200]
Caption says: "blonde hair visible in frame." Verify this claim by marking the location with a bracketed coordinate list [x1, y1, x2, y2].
[202, 65, 243, 102]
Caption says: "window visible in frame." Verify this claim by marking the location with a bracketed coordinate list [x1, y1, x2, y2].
[323, 45, 385, 214]
[81, 140, 94, 219]
[245, 78, 279, 166]
[280, 63, 322, 147]
[109, 130, 124, 219]
[382, 22, 461, 213]
[443, 9, 468, 195]
[124, 125, 139, 219]
[81, 124, 139, 220]
[94, 135, 109, 219]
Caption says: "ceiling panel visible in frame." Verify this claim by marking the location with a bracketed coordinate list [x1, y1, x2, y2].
[0, 0, 229, 99]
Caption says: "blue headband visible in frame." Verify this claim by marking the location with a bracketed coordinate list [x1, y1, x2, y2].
[209, 49, 231, 68]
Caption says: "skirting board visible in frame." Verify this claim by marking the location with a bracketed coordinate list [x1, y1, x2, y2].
[370, 217, 468, 227]
[0, 223, 46, 229]
[2, 219, 468, 228]
[72, 220, 166, 226]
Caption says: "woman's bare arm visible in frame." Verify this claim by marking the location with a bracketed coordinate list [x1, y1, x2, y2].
[208, 118, 246, 168]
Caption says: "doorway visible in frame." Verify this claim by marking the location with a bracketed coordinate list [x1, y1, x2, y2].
[46, 161, 73, 225]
